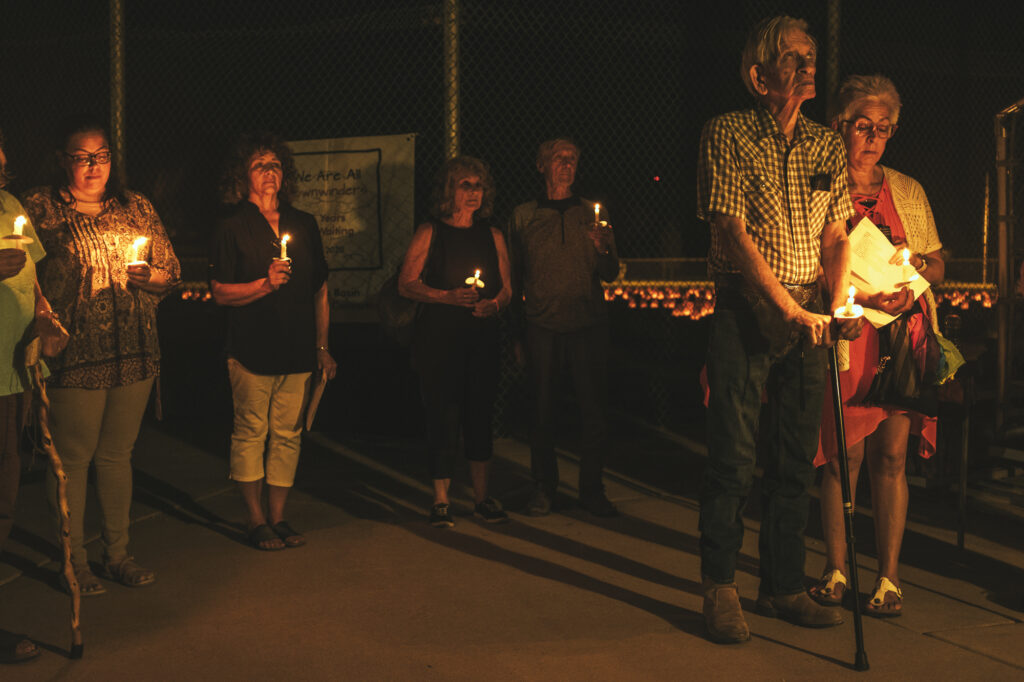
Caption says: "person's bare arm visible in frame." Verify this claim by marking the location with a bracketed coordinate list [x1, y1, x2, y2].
[34, 278, 68, 357]
[713, 213, 833, 345]
[314, 281, 337, 379]
[0, 248, 26, 281]
[820, 219, 863, 341]
[473, 228, 513, 318]
[211, 260, 291, 307]
[398, 223, 477, 307]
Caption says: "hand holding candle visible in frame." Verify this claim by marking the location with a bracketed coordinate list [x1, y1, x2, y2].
[3, 215, 33, 249]
[464, 268, 484, 289]
[834, 284, 864, 319]
[128, 236, 149, 265]
[588, 203, 612, 254]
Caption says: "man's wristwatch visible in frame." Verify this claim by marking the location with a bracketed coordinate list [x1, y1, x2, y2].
[915, 254, 928, 273]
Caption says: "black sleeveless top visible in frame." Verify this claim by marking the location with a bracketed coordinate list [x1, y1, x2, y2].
[422, 219, 501, 301]
[414, 218, 501, 351]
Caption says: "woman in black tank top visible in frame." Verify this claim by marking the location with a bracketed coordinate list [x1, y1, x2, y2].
[398, 157, 513, 527]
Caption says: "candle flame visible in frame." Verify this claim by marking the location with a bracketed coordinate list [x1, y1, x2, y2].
[848, 285, 856, 299]
[474, 269, 480, 278]
[281, 234, 290, 245]
[132, 237, 148, 251]
[14, 215, 26, 229]
[902, 248, 911, 264]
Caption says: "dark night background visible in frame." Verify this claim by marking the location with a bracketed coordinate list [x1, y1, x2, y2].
[2, 0, 1022, 442]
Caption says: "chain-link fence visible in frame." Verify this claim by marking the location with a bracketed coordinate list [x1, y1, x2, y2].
[4, 0, 1023, 434]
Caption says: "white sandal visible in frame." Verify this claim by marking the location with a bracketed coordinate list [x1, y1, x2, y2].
[809, 568, 848, 606]
[866, 576, 903, 617]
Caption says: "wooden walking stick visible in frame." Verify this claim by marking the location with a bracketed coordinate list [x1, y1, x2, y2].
[25, 338, 83, 659]
[828, 344, 868, 671]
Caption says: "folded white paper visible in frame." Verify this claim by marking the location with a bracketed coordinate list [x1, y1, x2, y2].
[847, 217, 930, 327]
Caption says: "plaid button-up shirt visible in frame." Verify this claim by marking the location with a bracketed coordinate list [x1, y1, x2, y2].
[697, 106, 854, 285]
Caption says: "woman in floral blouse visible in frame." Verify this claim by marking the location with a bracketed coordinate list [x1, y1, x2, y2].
[23, 120, 179, 595]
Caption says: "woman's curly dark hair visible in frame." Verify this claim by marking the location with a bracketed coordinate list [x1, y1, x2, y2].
[430, 156, 495, 220]
[50, 117, 128, 205]
[220, 131, 298, 204]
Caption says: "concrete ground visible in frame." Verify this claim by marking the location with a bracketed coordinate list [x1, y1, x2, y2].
[1, 416, 1023, 681]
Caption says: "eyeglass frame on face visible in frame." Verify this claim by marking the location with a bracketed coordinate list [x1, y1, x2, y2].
[842, 117, 898, 139]
[64, 150, 112, 167]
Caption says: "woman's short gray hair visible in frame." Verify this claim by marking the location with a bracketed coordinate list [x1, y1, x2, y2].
[832, 74, 902, 125]
[740, 16, 816, 97]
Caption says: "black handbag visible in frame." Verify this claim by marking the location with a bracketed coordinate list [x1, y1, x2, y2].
[861, 308, 939, 417]
[376, 224, 438, 346]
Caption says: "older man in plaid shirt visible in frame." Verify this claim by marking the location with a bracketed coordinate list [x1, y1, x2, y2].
[696, 16, 863, 644]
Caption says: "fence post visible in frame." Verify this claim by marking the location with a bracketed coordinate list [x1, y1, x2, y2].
[110, 0, 126, 176]
[993, 97, 1024, 433]
[826, 0, 840, 117]
[442, 0, 460, 159]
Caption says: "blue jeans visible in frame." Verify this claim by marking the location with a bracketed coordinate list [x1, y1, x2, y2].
[700, 292, 826, 596]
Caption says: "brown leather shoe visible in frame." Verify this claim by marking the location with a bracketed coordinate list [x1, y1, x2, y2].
[702, 578, 750, 644]
[756, 590, 843, 628]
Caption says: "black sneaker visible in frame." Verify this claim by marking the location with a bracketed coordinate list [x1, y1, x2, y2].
[429, 503, 454, 528]
[474, 497, 510, 524]
[579, 493, 619, 518]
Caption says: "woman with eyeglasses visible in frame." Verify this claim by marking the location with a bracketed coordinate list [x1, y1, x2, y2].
[398, 156, 512, 527]
[22, 119, 180, 595]
[810, 75, 945, 617]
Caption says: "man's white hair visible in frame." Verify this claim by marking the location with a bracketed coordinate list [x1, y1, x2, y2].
[740, 16, 816, 97]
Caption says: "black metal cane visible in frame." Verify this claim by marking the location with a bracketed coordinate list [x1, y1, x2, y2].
[828, 345, 869, 671]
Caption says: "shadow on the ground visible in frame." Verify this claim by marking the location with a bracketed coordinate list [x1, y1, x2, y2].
[131, 469, 249, 548]
[149, 411, 1024, 619]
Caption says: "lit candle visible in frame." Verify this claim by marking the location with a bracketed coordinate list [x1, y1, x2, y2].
[464, 268, 484, 289]
[129, 237, 148, 264]
[901, 248, 919, 282]
[834, 284, 863, 319]
[594, 203, 601, 225]
[280, 234, 291, 260]
[13, 215, 26, 237]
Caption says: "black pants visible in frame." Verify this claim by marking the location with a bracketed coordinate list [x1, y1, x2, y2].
[526, 322, 609, 498]
[415, 311, 499, 480]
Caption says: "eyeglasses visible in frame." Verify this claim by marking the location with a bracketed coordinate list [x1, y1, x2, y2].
[843, 118, 898, 139]
[64, 151, 112, 167]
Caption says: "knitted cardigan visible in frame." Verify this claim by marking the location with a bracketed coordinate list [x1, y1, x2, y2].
[837, 165, 942, 369]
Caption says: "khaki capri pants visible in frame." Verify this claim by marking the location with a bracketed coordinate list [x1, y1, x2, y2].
[227, 358, 312, 487]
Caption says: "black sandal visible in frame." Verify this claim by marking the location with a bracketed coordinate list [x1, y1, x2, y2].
[271, 521, 306, 547]
[249, 524, 285, 551]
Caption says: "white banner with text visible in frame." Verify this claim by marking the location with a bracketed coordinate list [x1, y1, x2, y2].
[289, 133, 416, 306]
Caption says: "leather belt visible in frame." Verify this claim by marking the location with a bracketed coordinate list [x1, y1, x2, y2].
[715, 274, 819, 308]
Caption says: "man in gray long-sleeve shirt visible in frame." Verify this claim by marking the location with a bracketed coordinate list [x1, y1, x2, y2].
[508, 138, 620, 517]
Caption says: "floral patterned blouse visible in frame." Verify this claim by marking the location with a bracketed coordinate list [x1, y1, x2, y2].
[22, 187, 180, 389]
